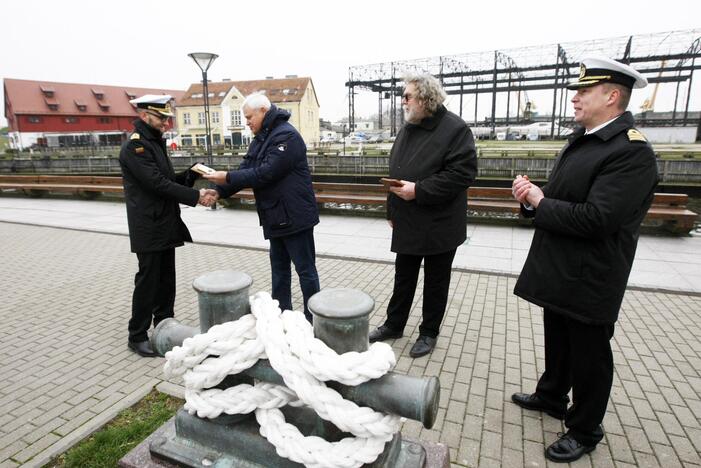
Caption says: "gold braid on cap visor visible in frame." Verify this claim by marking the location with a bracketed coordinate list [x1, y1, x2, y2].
[146, 105, 172, 115]
[580, 75, 612, 81]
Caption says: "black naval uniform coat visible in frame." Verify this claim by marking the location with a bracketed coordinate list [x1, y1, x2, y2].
[119, 119, 200, 343]
[119, 119, 199, 253]
[514, 112, 659, 324]
[387, 105, 478, 255]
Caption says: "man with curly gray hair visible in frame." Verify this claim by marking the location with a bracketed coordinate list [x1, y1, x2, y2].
[369, 72, 478, 358]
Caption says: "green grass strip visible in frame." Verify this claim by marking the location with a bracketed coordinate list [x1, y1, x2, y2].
[43, 389, 182, 468]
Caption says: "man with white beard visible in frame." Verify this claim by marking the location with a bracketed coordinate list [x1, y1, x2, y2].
[368, 73, 478, 358]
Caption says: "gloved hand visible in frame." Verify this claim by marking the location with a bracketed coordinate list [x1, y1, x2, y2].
[183, 162, 203, 187]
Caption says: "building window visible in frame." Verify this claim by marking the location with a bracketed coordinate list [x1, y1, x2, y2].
[183, 113, 191, 125]
[65, 117, 79, 124]
[212, 111, 220, 124]
[213, 134, 221, 145]
[98, 134, 123, 146]
[195, 134, 206, 146]
[27, 116, 42, 123]
[231, 110, 242, 126]
[98, 117, 111, 124]
[40, 85, 55, 97]
[181, 135, 193, 146]
[198, 112, 205, 125]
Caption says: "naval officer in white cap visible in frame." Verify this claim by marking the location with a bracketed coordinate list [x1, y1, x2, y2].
[119, 95, 216, 357]
[510, 58, 659, 462]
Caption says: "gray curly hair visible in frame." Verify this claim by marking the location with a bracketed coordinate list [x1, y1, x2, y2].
[403, 72, 447, 114]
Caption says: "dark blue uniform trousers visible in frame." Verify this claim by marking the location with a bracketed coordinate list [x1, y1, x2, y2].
[269, 228, 320, 322]
[129, 248, 176, 343]
[536, 308, 614, 446]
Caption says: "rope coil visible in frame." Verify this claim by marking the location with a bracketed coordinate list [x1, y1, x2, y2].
[164, 291, 401, 468]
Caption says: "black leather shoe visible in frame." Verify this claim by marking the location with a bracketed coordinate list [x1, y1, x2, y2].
[128, 340, 157, 357]
[545, 433, 595, 463]
[409, 335, 437, 358]
[511, 392, 566, 419]
[369, 325, 403, 343]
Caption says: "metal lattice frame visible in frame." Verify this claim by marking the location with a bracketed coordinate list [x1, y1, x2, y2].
[346, 29, 701, 138]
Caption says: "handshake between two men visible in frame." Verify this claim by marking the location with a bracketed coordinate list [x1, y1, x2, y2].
[198, 188, 218, 207]
[195, 168, 234, 207]
[189, 162, 222, 207]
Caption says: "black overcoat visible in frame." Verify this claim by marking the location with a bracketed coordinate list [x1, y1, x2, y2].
[387, 105, 478, 255]
[119, 119, 199, 253]
[514, 112, 659, 324]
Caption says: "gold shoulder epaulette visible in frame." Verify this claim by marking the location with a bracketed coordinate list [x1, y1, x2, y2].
[627, 129, 647, 142]
[130, 133, 140, 140]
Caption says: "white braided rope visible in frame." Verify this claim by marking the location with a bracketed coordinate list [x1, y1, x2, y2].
[164, 291, 401, 468]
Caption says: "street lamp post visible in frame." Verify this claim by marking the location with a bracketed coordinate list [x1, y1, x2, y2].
[188, 52, 218, 166]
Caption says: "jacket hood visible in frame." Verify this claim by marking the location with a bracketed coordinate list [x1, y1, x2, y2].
[258, 105, 291, 138]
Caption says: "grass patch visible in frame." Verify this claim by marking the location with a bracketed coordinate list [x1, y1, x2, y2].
[43, 389, 182, 468]
[0, 134, 8, 151]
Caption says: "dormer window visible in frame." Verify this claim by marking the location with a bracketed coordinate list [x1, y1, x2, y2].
[40, 85, 55, 97]
[125, 91, 136, 100]
[45, 97, 59, 110]
[98, 102, 110, 111]
[74, 100, 87, 111]
[92, 88, 105, 100]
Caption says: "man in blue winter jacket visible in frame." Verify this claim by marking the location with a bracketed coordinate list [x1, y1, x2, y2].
[204, 93, 320, 321]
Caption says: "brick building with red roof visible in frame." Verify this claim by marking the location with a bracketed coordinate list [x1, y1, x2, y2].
[3, 78, 184, 149]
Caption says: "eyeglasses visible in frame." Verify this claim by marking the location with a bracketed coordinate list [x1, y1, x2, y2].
[147, 112, 169, 122]
[401, 93, 414, 102]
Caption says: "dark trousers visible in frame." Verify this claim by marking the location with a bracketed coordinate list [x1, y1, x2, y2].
[269, 228, 320, 322]
[384, 248, 457, 338]
[129, 249, 176, 343]
[535, 308, 614, 446]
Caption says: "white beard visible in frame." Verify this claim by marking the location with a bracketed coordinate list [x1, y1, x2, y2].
[403, 107, 421, 124]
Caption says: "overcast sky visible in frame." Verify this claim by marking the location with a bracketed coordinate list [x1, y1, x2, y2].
[2, 0, 700, 127]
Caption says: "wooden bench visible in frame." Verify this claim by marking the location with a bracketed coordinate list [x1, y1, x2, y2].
[645, 193, 699, 234]
[463, 188, 699, 233]
[231, 183, 387, 204]
[233, 184, 697, 234]
[0, 175, 123, 199]
[0, 175, 696, 234]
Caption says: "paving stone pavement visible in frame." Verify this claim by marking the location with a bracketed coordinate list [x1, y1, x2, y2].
[0, 222, 699, 468]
